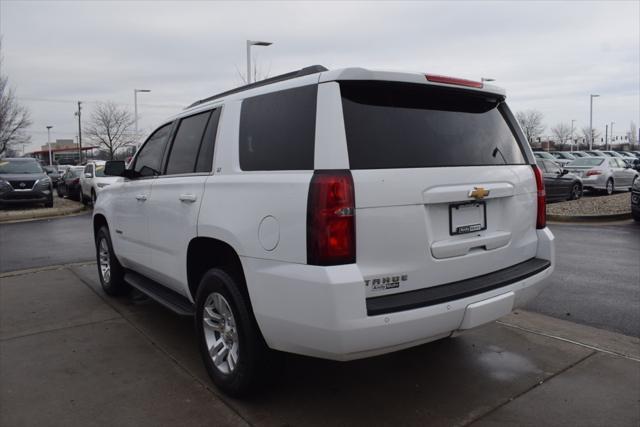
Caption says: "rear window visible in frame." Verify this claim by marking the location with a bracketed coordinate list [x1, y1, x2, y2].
[239, 85, 317, 171]
[569, 158, 604, 166]
[340, 81, 527, 169]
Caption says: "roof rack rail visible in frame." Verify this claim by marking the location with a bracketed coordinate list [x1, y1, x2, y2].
[187, 65, 329, 109]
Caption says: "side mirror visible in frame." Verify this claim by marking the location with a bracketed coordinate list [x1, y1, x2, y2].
[84, 173, 93, 178]
[104, 160, 126, 177]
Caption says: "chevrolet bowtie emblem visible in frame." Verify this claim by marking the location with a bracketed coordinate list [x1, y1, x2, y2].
[468, 187, 490, 200]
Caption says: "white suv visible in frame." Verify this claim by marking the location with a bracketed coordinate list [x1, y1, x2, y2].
[94, 66, 555, 396]
[80, 161, 119, 205]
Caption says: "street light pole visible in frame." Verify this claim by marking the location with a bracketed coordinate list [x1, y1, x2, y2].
[570, 119, 576, 151]
[589, 94, 599, 150]
[246, 40, 272, 84]
[46, 126, 53, 165]
[134, 89, 151, 145]
[74, 101, 83, 164]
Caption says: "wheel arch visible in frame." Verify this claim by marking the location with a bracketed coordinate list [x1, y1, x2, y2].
[186, 237, 248, 303]
[93, 213, 109, 239]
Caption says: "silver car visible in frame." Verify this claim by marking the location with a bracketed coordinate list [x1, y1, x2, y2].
[565, 157, 639, 195]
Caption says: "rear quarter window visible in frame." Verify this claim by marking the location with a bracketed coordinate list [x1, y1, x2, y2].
[340, 81, 527, 169]
[239, 85, 317, 171]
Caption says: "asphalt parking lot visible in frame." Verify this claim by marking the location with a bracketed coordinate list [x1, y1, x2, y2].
[1, 264, 639, 426]
[0, 215, 639, 426]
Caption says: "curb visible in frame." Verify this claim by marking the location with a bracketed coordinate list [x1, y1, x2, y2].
[0, 206, 88, 224]
[547, 212, 632, 223]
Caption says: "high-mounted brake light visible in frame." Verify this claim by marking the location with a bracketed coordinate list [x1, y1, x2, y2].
[425, 74, 483, 89]
[532, 165, 546, 229]
[307, 170, 356, 266]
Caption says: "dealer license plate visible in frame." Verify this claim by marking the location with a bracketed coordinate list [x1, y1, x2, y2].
[449, 201, 487, 235]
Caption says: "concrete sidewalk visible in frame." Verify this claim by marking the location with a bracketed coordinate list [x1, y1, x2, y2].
[1, 264, 638, 427]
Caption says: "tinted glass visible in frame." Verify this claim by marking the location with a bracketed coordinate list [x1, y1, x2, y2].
[84, 165, 92, 174]
[340, 81, 526, 169]
[165, 111, 212, 175]
[196, 108, 221, 173]
[0, 159, 43, 174]
[536, 160, 547, 172]
[134, 123, 172, 177]
[239, 85, 317, 171]
[569, 158, 604, 166]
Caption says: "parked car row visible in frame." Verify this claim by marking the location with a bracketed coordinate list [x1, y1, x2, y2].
[55, 161, 119, 205]
[536, 150, 640, 170]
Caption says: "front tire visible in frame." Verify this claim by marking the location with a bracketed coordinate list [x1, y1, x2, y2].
[195, 268, 272, 397]
[95, 226, 129, 296]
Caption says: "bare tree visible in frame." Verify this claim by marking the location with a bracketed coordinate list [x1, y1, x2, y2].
[581, 126, 602, 147]
[516, 110, 545, 144]
[83, 102, 135, 160]
[551, 122, 572, 147]
[0, 41, 32, 156]
[234, 61, 271, 85]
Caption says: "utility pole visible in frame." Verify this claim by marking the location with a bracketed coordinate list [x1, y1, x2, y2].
[610, 122, 615, 149]
[589, 94, 599, 150]
[75, 102, 83, 164]
[570, 119, 576, 151]
[46, 126, 53, 165]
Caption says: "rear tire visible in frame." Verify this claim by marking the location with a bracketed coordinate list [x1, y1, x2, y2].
[195, 268, 275, 397]
[95, 226, 129, 296]
[44, 196, 54, 208]
[604, 179, 614, 195]
[569, 183, 582, 200]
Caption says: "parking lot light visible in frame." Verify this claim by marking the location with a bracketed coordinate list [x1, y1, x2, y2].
[46, 125, 53, 165]
[246, 40, 273, 84]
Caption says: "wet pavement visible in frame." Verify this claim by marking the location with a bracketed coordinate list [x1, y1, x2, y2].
[1, 265, 638, 426]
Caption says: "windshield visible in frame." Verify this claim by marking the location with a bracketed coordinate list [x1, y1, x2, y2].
[0, 160, 44, 174]
[340, 81, 526, 169]
[95, 164, 106, 177]
[569, 158, 604, 167]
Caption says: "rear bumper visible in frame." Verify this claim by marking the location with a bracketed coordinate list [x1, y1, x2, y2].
[581, 174, 608, 190]
[243, 228, 555, 361]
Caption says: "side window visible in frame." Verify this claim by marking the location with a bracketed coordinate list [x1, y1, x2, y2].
[239, 85, 317, 171]
[84, 165, 92, 175]
[134, 123, 173, 177]
[196, 108, 221, 173]
[547, 161, 561, 174]
[617, 158, 627, 168]
[608, 158, 618, 168]
[536, 160, 547, 173]
[165, 111, 212, 175]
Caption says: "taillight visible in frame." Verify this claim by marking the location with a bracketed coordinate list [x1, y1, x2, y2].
[586, 170, 602, 176]
[307, 170, 356, 266]
[532, 165, 546, 229]
[425, 74, 483, 88]
[72, 178, 80, 184]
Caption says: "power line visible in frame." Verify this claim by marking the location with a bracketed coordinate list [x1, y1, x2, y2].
[17, 97, 185, 109]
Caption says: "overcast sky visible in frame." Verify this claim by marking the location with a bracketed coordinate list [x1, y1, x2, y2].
[1, 0, 638, 152]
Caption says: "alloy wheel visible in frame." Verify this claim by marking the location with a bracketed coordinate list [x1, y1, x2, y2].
[98, 238, 111, 284]
[203, 292, 239, 374]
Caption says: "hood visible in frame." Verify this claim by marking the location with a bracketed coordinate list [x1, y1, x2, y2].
[0, 172, 48, 181]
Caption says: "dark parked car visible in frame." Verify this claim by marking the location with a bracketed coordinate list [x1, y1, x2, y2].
[57, 166, 85, 201]
[632, 179, 640, 222]
[0, 158, 54, 208]
[42, 165, 62, 187]
[537, 159, 583, 202]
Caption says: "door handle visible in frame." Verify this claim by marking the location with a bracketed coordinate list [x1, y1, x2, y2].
[179, 194, 197, 203]
[135, 194, 147, 202]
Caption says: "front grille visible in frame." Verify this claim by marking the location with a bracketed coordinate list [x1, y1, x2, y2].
[2, 192, 42, 200]
[8, 180, 35, 190]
